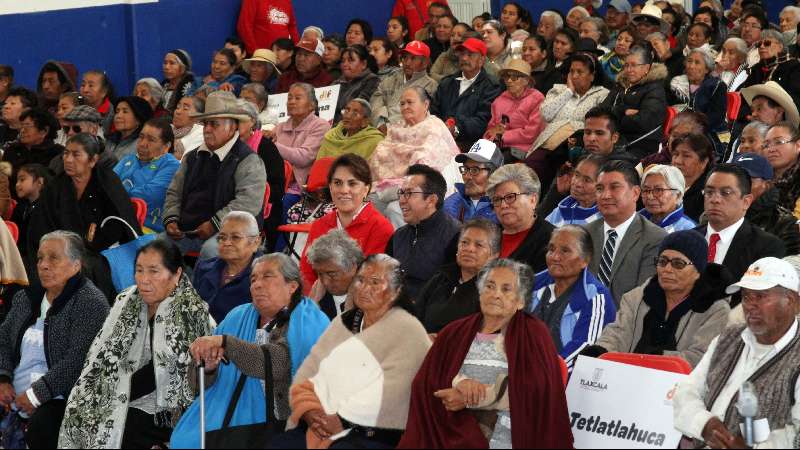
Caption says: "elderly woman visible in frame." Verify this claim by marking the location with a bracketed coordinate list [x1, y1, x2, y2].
[171, 253, 330, 448]
[2, 108, 63, 190]
[370, 86, 460, 202]
[160, 49, 196, 113]
[59, 240, 211, 449]
[28, 133, 142, 298]
[300, 154, 394, 288]
[487, 164, 553, 274]
[416, 218, 500, 334]
[202, 48, 248, 96]
[530, 225, 616, 370]
[105, 96, 154, 160]
[400, 258, 573, 448]
[582, 230, 732, 368]
[270, 82, 332, 215]
[671, 133, 715, 222]
[242, 49, 281, 94]
[567, 6, 590, 31]
[193, 211, 263, 323]
[639, 164, 697, 233]
[580, 17, 611, 53]
[318, 99, 384, 159]
[600, 26, 636, 81]
[172, 96, 205, 160]
[240, 82, 276, 130]
[133, 78, 166, 117]
[0, 231, 108, 449]
[552, 28, 579, 69]
[483, 60, 545, 159]
[742, 29, 800, 97]
[332, 45, 381, 125]
[306, 229, 364, 319]
[600, 44, 669, 159]
[669, 48, 728, 132]
[114, 117, 180, 232]
[528, 53, 609, 187]
[738, 120, 770, 156]
[718, 37, 749, 93]
[270, 254, 431, 449]
[482, 21, 512, 75]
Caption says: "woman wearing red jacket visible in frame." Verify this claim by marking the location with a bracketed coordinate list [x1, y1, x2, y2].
[299, 154, 394, 290]
[237, 0, 300, 56]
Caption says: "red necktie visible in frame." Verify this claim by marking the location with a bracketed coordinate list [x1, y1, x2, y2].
[708, 233, 721, 263]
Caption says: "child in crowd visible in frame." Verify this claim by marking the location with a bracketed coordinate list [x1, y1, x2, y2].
[11, 163, 49, 256]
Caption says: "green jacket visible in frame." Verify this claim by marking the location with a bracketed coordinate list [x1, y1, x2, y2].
[317, 124, 385, 160]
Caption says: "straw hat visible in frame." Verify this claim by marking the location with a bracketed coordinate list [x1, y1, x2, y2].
[741, 81, 800, 129]
[632, 3, 671, 35]
[499, 59, 532, 79]
[189, 91, 251, 121]
[242, 49, 281, 75]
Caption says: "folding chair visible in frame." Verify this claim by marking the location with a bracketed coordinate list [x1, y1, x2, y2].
[131, 198, 147, 228]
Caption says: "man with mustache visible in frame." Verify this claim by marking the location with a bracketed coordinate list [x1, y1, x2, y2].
[443, 139, 502, 223]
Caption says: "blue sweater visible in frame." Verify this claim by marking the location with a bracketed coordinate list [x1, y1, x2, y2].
[114, 153, 180, 232]
[443, 184, 498, 223]
[639, 206, 696, 234]
[530, 268, 616, 370]
[193, 253, 262, 323]
[545, 196, 602, 227]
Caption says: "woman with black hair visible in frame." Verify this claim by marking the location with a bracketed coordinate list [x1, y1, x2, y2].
[387, 16, 411, 49]
[523, 34, 564, 94]
[322, 34, 346, 80]
[552, 27, 579, 69]
[105, 96, 154, 160]
[332, 45, 381, 124]
[59, 239, 212, 449]
[2, 107, 63, 192]
[369, 37, 402, 82]
[692, 6, 725, 47]
[501, 2, 532, 34]
[80, 70, 116, 135]
[482, 19, 512, 75]
[202, 48, 249, 96]
[345, 19, 373, 47]
[272, 38, 296, 73]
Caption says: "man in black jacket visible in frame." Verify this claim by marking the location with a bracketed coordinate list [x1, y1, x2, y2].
[386, 164, 461, 299]
[431, 37, 502, 151]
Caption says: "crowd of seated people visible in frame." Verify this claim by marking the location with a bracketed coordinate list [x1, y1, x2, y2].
[0, 0, 799, 448]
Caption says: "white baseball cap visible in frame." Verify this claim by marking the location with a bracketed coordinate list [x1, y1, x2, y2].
[455, 139, 504, 169]
[726, 257, 800, 295]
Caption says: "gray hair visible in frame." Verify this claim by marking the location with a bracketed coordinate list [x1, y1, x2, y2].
[135, 77, 165, 104]
[702, 0, 723, 15]
[782, 6, 800, 22]
[761, 29, 786, 50]
[303, 26, 325, 40]
[235, 99, 262, 130]
[462, 218, 502, 255]
[688, 47, 716, 71]
[241, 83, 268, 109]
[221, 211, 260, 237]
[642, 164, 686, 204]
[403, 85, 431, 104]
[289, 82, 319, 112]
[476, 258, 535, 309]
[363, 254, 404, 294]
[742, 120, 770, 138]
[568, 6, 590, 20]
[486, 164, 541, 199]
[551, 225, 594, 261]
[347, 98, 373, 123]
[646, 32, 668, 43]
[252, 253, 302, 285]
[541, 11, 564, 30]
[307, 229, 365, 271]
[40, 230, 85, 265]
[723, 37, 749, 59]
[582, 17, 610, 45]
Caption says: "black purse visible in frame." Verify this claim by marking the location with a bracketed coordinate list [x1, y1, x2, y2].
[205, 346, 286, 449]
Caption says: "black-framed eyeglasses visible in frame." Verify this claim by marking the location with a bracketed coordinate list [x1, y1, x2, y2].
[491, 192, 530, 207]
[757, 39, 776, 48]
[655, 256, 693, 270]
[459, 166, 491, 176]
[63, 125, 83, 134]
[397, 189, 431, 200]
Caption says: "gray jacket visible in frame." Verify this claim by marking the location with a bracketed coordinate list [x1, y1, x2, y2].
[585, 214, 668, 305]
[0, 276, 109, 403]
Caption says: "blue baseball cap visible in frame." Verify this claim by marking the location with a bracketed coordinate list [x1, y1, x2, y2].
[733, 153, 774, 181]
[608, 0, 632, 14]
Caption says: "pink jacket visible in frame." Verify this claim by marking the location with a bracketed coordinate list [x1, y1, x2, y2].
[275, 114, 331, 194]
[483, 88, 545, 151]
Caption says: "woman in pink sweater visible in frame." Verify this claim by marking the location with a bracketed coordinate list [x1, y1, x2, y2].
[483, 59, 545, 160]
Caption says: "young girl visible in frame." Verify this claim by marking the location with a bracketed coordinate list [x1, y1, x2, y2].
[11, 163, 49, 255]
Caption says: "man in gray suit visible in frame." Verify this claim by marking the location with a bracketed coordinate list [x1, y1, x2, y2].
[584, 160, 667, 305]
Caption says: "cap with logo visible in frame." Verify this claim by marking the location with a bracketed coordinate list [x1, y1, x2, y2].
[726, 257, 800, 294]
[296, 38, 325, 58]
[401, 41, 431, 58]
[456, 38, 488, 57]
[455, 139, 504, 169]
[733, 153, 774, 181]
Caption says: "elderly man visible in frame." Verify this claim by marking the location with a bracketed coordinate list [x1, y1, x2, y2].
[431, 37, 502, 151]
[781, 6, 800, 44]
[674, 257, 800, 448]
[537, 10, 564, 42]
[163, 91, 267, 259]
[275, 38, 334, 93]
[647, 32, 685, 86]
[306, 229, 364, 319]
[444, 139, 502, 223]
[62, 105, 105, 139]
[370, 40, 438, 130]
[545, 154, 605, 227]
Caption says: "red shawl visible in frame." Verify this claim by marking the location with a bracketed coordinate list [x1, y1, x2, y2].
[398, 311, 574, 449]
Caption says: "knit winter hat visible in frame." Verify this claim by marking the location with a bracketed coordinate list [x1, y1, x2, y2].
[168, 49, 193, 71]
[116, 96, 154, 126]
[658, 230, 709, 274]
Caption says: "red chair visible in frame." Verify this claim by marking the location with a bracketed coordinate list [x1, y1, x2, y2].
[284, 160, 293, 193]
[599, 352, 692, 374]
[262, 183, 272, 219]
[559, 357, 569, 388]
[277, 157, 336, 259]
[726, 92, 741, 123]
[2, 199, 16, 220]
[131, 198, 147, 228]
[5, 221, 18, 243]
[663, 106, 678, 138]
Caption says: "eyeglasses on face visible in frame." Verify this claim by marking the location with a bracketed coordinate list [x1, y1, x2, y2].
[655, 256, 693, 270]
[491, 192, 530, 207]
[642, 187, 679, 197]
[762, 138, 795, 149]
[216, 233, 259, 243]
[702, 188, 740, 200]
[63, 125, 83, 134]
[459, 166, 491, 176]
[397, 189, 431, 200]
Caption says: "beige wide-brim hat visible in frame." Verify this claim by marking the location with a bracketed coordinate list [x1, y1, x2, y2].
[189, 91, 251, 121]
[499, 59, 533, 80]
[631, 3, 671, 35]
[741, 81, 800, 129]
[242, 49, 281, 75]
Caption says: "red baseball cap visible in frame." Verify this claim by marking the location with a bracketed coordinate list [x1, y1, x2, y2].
[400, 40, 431, 58]
[456, 38, 488, 57]
[296, 38, 325, 57]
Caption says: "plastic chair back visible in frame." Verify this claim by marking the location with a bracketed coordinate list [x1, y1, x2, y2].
[664, 106, 677, 138]
[263, 183, 272, 219]
[284, 160, 293, 192]
[559, 357, 569, 387]
[599, 352, 692, 374]
[307, 157, 335, 194]
[4, 221, 18, 243]
[130, 198, 147, 228]
[726, 92, 741, 123]
[3, 199, 16, 220]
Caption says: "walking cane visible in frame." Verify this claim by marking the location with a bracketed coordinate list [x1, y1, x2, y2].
[199, 361, 206, 450]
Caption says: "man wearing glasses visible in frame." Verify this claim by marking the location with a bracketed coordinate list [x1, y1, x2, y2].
[694, 164, 784, 295]
[443, 139, 502, 223]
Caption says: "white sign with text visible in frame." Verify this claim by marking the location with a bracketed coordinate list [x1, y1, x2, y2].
[266, 84, 340, 125]
[566, 356, 688, 449]
[0, 0, 157, 15]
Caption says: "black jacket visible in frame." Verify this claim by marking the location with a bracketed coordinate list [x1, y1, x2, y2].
[533, 64, 564, 96]
[415, 263, 480, 333]
[431, 68, 502, 150]
[2, 140, 63, 198]
[600, 63, 669, 159]
[747, 188, 800, 256]
[507, 218, 555, 274]
[257, 138, 286, 252]
[0, 275, 109, 404]
[386, 209, 461, 299]
[683, 169, 710, 223]
[741, 54, 800, 104]
[668, 75, 728, 133]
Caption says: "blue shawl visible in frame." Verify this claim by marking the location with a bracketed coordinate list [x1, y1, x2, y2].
[170, 298, 329, 448]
